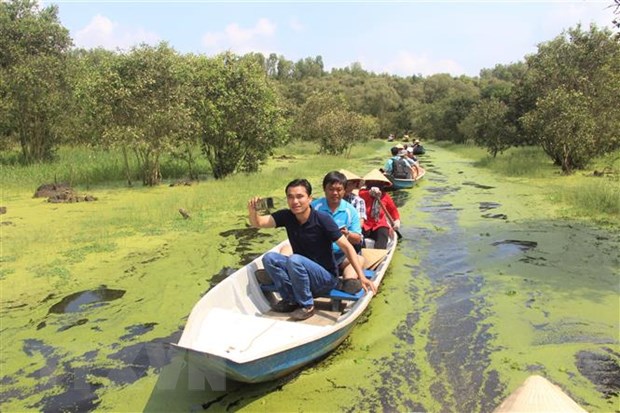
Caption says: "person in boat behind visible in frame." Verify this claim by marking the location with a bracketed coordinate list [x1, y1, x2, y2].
[339, 169, 366, 230]
[405, 145, 424, 179]
[310, 171, 369, 292]
[411, 138, 425, 155]
[359, 170, 401, 249]
[384, 146, 414, 180]
[248, 179, 376, 321]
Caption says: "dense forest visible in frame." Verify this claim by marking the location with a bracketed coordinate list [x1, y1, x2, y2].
[1, 0, 619, 185]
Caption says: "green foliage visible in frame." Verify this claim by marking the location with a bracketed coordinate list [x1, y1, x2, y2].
[521, 24, 620, 172]
[413, 74, 480, 143]
[292, 91, 379, 155]
[75, 43, 193, 185]
[188, 52, 287, 179]
[459, 98, 515, 157]
[0, 145, 211, 191]
[0, 0, 72, 163]
[522, 87, 596, 173]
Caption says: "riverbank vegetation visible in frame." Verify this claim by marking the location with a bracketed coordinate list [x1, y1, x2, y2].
[442, 142, 620, 225]
[1, 0, 619, 205]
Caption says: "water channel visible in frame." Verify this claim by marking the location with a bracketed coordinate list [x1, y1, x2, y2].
[1, 146, 618, 412]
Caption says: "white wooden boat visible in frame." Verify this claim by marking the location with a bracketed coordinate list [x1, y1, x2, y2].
[494, 375, 587, 413]
[175, 233, 397, 383]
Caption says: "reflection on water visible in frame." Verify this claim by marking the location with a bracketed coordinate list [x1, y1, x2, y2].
[491, 239, 537, 256]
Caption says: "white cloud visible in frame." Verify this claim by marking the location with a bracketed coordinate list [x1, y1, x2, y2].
[289, 17, 304, 32]
[201, 18, 277, 55]
[379, 51, 464, 77]
[73, 15, 160, 50]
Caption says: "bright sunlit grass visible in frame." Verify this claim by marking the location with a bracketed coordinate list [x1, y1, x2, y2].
[437, 141, 619, 224]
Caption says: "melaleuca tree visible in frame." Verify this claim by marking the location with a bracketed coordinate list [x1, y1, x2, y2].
[0, 0, 72, 163]
[187, 52, 286, 179]
[521, 24, 620, 171]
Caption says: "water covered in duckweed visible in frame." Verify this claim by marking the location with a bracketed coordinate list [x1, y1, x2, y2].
[1, 145, 618, 412]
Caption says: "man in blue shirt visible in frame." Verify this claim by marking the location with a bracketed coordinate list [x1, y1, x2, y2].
[311, 171, 365, 274]
[248, 178, 376, 321]
[384, 146, 414, 179]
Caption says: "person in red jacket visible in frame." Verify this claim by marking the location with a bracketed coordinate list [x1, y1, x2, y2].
[358, 169, 401, 249]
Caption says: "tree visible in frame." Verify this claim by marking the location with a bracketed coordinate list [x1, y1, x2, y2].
[413, 74, 480, 143]
[521, 88, 595, 173]
[521, 24, 620, 169]
[80, 43, 192, 186]
[0, 0, 72, 163]
[188, 52, 286, 179]
[293, 91, 378, 155]
[459, 98, 515, 157]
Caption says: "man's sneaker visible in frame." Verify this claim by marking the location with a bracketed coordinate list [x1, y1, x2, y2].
[271, 300, 298, 313]
[290, 306, 315, 321]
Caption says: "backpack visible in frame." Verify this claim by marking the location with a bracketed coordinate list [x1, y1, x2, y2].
[392, 158, 412, 179]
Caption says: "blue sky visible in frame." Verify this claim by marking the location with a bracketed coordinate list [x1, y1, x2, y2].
[48, 0, 616, 77]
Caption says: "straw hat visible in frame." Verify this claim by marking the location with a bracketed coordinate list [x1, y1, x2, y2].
[339, 169, 363, 183]
[363, 169, 392, 187]
[395, 143, 404, 149]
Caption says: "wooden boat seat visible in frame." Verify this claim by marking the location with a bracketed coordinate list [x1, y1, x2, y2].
[260, 269, 376, 311]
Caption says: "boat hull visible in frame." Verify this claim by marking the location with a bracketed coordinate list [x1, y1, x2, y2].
[176, 234, 396, 384]
[388, 177, 415, 189]
[181, 322, 355, 383]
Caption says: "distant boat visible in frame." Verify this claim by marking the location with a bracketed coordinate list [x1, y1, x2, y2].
[387, 176, 415, 190]
[175, 233, 397, 383]
[385, 166, 425, 190]
[494, 375, 587, 413]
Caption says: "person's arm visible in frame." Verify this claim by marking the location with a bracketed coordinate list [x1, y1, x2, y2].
[247, 197, 276, 228]
[342, 204, 363, 245]
[335, 236, 377, 294]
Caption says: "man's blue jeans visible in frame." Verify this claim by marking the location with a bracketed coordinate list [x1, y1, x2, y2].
[262, 252, 338, 308]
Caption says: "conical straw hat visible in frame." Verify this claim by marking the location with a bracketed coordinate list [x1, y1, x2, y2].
[339, 169, 363, 183]
[363, 169, 392, 187]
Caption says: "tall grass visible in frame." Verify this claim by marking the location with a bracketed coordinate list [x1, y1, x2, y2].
[437, 141, 620, 224]
[559, 178, 620, 217]
[438, 143, 556, 178]
[0, 146, 211, 192]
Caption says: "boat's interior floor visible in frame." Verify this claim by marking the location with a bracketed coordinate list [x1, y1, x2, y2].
[262, 297, 345, 326]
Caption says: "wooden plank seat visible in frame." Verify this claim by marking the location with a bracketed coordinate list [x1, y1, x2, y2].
[260, 269, 376, 312]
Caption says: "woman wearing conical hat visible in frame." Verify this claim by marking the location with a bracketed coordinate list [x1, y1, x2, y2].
[339, 169, 366, 231]
[359, 169, 400, 249]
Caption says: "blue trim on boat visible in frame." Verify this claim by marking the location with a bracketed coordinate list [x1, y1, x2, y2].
[183, 323, 356, 383]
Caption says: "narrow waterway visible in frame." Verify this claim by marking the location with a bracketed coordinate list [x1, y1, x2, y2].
[144, 146, 619, 412]
[2, 145, 618, 412]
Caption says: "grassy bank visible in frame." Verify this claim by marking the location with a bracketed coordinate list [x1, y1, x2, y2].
[2, 140, 617, 226]
[436, 142, 620, 227]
